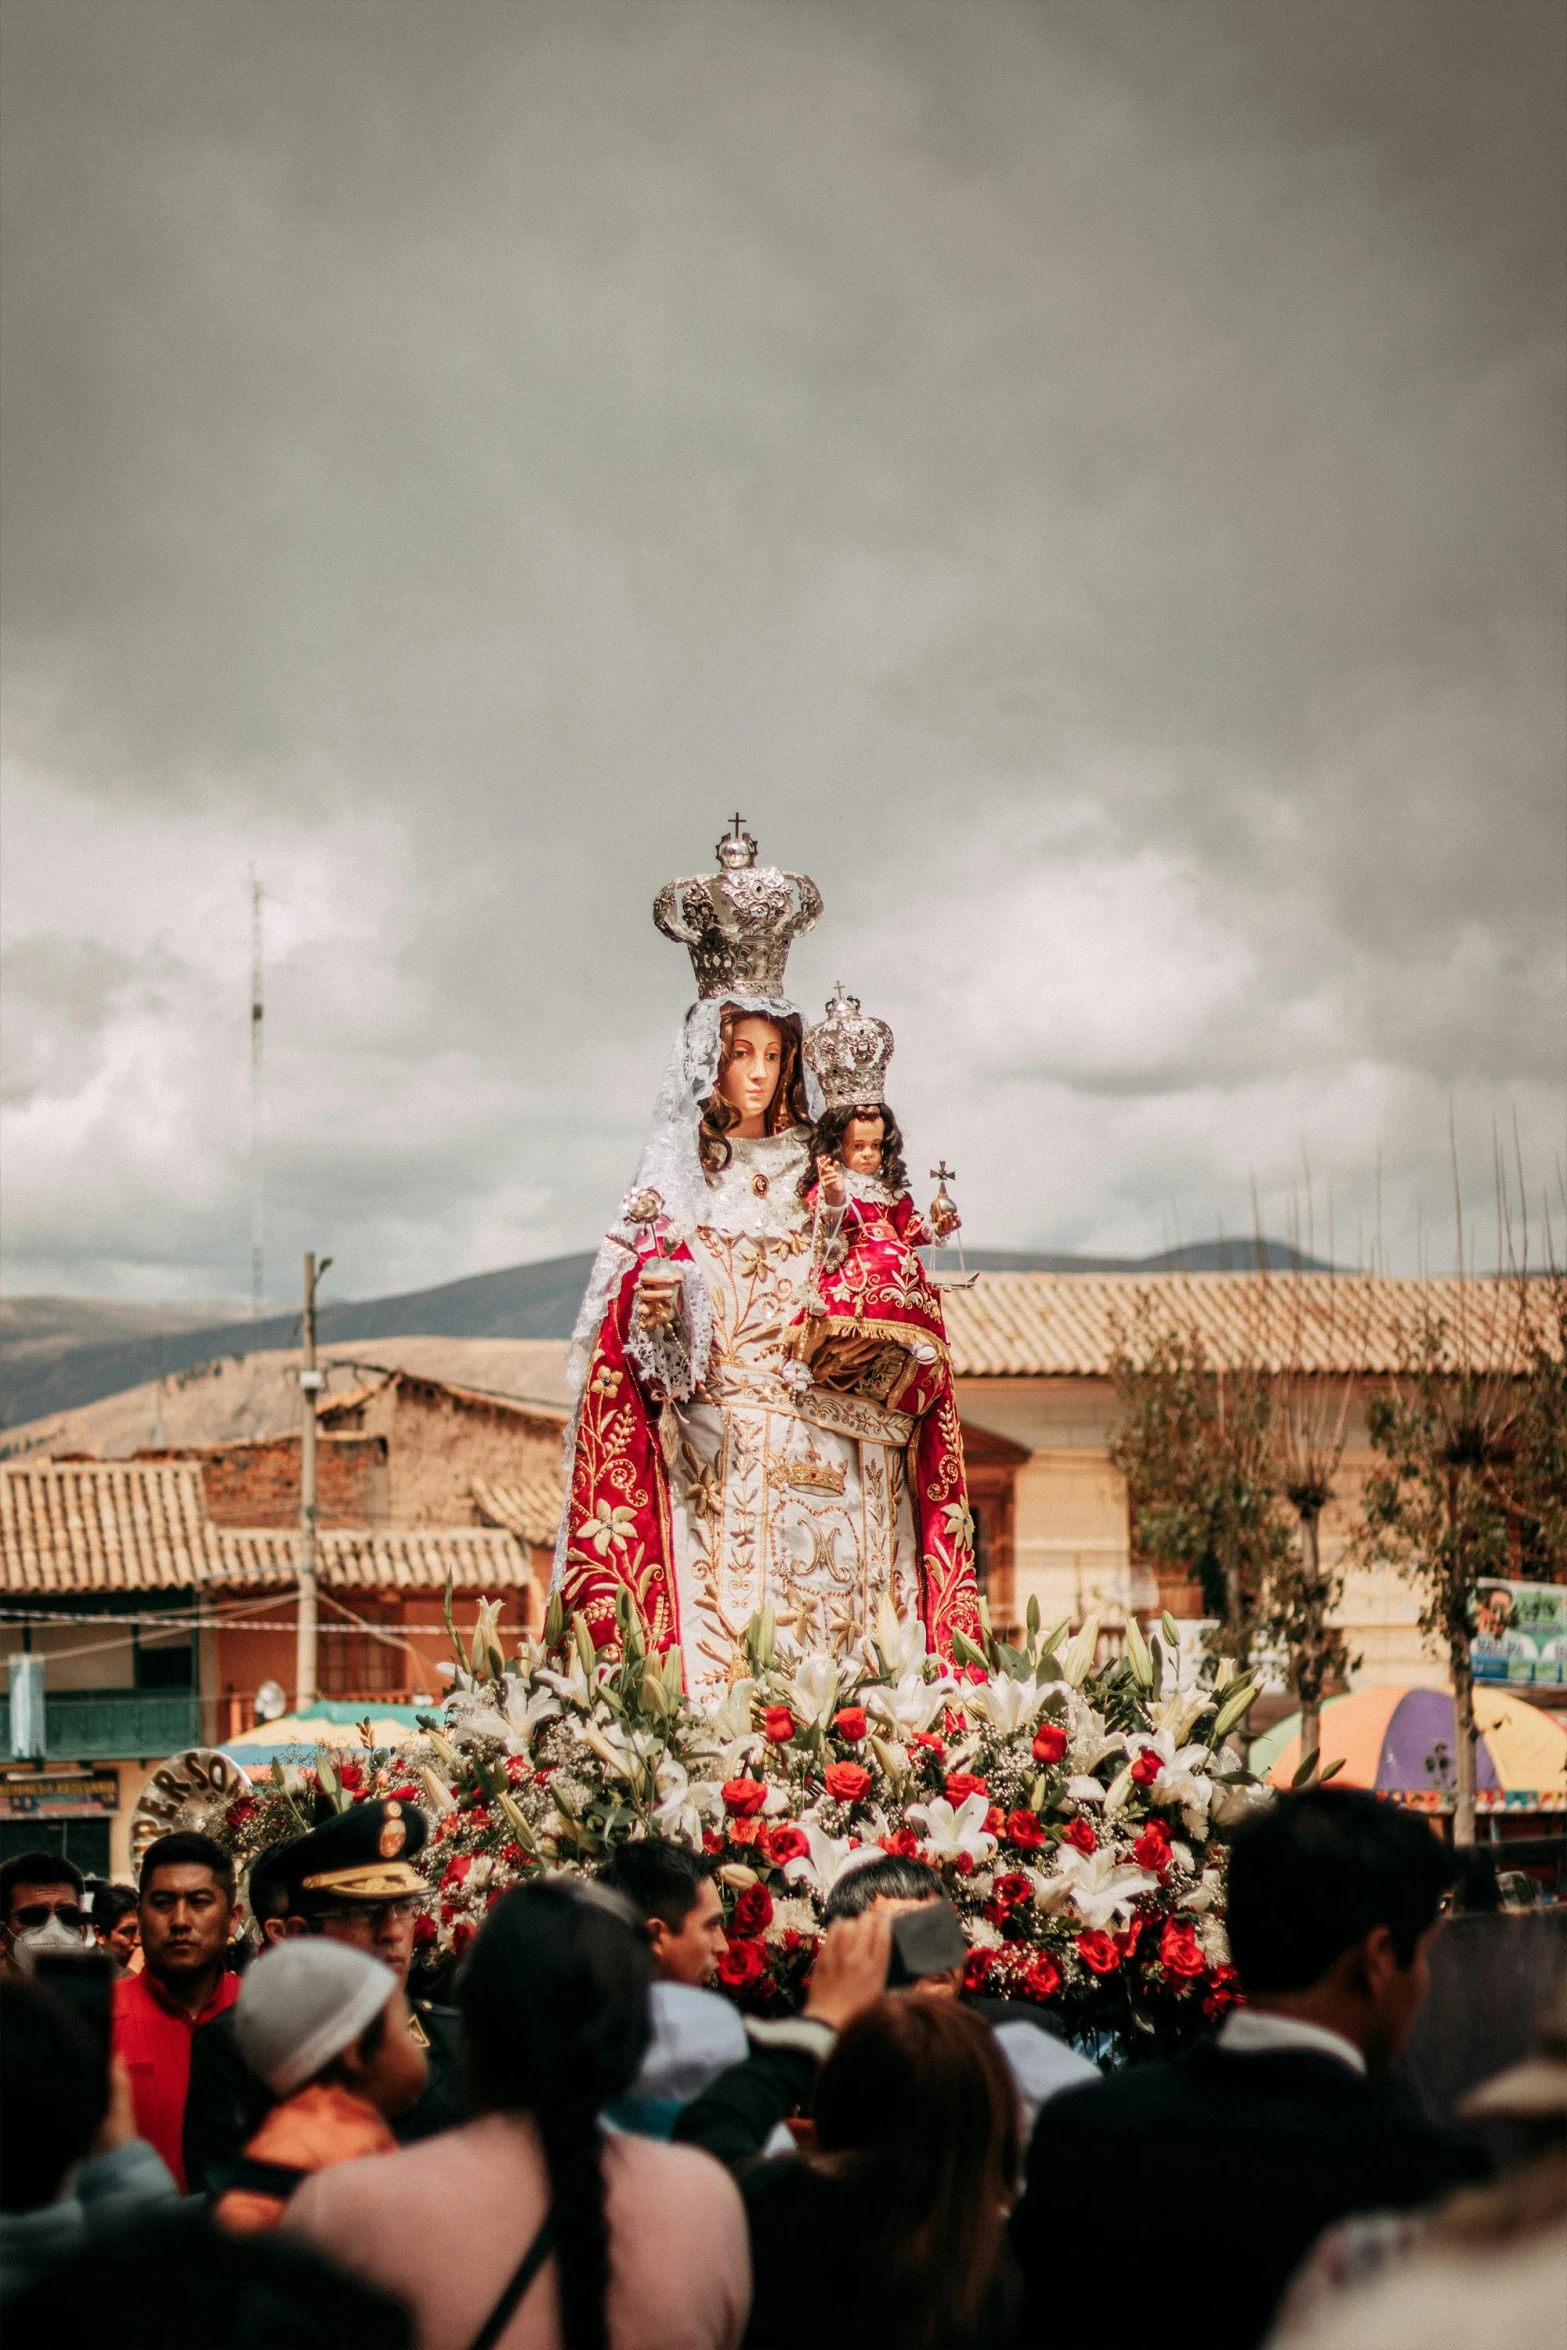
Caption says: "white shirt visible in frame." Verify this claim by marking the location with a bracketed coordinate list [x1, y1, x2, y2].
[1219, 2008, 1366, 2075]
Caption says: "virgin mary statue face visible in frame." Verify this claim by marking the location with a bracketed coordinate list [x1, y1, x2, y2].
[718, 1016, 785, 1137]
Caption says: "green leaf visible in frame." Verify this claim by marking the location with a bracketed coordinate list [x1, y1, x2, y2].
[1161, 1610, 1182, 1654]
[952, 1629, 988, 1672]
[1039, 1617, 1072, 1662]
[1319, 1756, 1345, 1783]
[1290, 1748, 1321, 1789]
[544, 1589, 565, 1651]
[1026, 1594, 1041, 1642]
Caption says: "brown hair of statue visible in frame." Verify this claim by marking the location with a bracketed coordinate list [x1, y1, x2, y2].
[798, 1102, 910, 1201]
[698, 1008, 812, 1176]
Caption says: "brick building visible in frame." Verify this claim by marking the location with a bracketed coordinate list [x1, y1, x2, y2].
[0, 1368, 566, 1875]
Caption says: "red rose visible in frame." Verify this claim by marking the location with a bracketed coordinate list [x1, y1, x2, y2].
[1005, 1808, 1046, 1850]
[984, 1805, 1005, 1836]
[441, 1854, 473, 1889]
[729, 1816, 763, 1847]
[1130, 1749, 1163, 1788]
[823, 1761, 872, 1804]
[1063, 1817, 1097, 1856]
[1133, 1821, 1172, 1873]
[391, 1783, 421, 1802]
[501, 1841, 525, 1867]
[716, 1936, 767, 1992]
[1032, 1722, 1069, 1766]
[944, 1771, 988, 1805]
[1024, 1953, 1063, 2001]
[733, 1884, 774, 1935]
[833, 1706, 868, 1743]
[763, 1706, 796, 1744]
[702, 1829, 725, 1857]
[722, 1777, 768, 1817]
[993, 1872, 1034, 1908]
[763, 1823, 809, 1866]
[1159, 1918, 1206, 1980]
[1115, 1917, 1144, 1960]
[910, 1731, 946, 1756]
[1202, 1964, 1242, 2020]
[950, 1850, 976, 1877]
[1076, 1929, 1121, 1975]
[961, 1947, 994, 1992]
[412, 1911, 437, 1950]
[504, 1757, 532, 1785]
[879, 1827, 921, 1858]
[337, 1762, 364, 1792]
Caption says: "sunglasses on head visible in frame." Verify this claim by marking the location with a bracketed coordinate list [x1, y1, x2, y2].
[13, 1902, 85, 1932]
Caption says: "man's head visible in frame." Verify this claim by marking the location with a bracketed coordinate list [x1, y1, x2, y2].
[822, 1854, 963, 1998]
[89, 1880, 142, 1968]
[270, 1802, 430, 1987]
[0, 1852, 87, 1969]
[0, 1972, 105, 2211]
[1226, 1788, 1457, 2071]
[137, 1833, 238, 1999]
[597, 1838, 725, 1986]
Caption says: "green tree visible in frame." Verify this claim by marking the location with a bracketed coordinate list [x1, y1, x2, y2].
[1109, 1310, 1294, 1665]
[1358, 1292, 1530, 1848]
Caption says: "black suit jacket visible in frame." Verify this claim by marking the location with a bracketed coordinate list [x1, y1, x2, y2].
[183, 1997, 467, 2194]
[1012, 2044, 1486, 2350]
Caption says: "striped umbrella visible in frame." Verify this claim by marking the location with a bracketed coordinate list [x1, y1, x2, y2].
[1251, 1685, 1567, 1812]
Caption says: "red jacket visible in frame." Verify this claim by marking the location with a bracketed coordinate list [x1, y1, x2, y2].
[113, 1965, 240, 2190]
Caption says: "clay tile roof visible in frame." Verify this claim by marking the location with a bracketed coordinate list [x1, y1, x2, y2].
[0, 1462, 531, 1593]
[471, 1473, 564, 1549]
[944, 1272, 1554, 1380]
[213, 1527, 534, 1592]
[1, 1461, 223, 1593]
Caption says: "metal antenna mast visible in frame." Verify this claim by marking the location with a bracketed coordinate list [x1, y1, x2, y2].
[249, 871, 266, 1319]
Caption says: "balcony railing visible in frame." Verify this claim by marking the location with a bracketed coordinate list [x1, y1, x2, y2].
[45, 1690, 204, 1761]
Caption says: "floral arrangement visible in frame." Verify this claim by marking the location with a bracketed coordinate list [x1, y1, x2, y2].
[222, 1588, 1266, 2051]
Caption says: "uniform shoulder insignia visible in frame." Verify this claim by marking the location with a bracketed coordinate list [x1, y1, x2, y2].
[407, 2010, 431, 2049]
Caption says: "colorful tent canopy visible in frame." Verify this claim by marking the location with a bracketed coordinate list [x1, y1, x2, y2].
[222, 1698, 432, 1770]
[1250, 1686, 1567, 1811]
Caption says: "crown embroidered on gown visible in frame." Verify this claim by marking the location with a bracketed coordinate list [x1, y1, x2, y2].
[653, 816, 823, 999]
[803, 983, 895, 1110]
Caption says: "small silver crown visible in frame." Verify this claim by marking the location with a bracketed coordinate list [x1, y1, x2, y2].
[653, 815, 823, 1000]
[803, 983, 894, 1112]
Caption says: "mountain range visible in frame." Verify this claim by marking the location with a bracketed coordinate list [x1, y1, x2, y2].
[0, 1236, 1330, 1431]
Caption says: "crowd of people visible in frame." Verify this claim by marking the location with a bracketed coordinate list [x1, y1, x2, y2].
[0, 1785, 1561, 2349]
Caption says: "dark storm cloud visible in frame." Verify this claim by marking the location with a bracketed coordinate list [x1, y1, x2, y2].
[1, 0, 1562, 1298]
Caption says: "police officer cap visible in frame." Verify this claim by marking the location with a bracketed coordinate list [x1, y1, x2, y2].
[279, 1798, 429, 1913]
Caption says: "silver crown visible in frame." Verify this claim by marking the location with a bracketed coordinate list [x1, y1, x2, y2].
[803, 983, 894, 1111]
[653, 816, 823, 1000]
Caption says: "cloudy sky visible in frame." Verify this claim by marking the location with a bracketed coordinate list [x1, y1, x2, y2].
[2, 0, 1563, 1307]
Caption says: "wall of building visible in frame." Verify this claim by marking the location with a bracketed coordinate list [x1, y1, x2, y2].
[135, 1435, 390, 1527]
[957, 1373, 1449, 1692]
[324, 1381, 563, 1527]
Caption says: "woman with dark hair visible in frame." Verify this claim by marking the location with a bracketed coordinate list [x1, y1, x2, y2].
[283, 1880, 748, 2350]
[740, 1996, 1021, 2350]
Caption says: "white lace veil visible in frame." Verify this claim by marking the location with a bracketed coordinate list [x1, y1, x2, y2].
[566, 991, 825, 1388]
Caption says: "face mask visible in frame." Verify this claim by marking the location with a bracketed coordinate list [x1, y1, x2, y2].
[12, 1914, 89, 1970]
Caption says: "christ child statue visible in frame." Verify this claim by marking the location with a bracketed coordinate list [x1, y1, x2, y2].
[793, 1102, 960, 1406]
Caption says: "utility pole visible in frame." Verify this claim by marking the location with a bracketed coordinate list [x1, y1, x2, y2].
[296, 1250, 331, 1707]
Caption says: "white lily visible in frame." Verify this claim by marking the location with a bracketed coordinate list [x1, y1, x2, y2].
[1064, 1774, 1109, 1808]
[1035, 1844, 1157, 1931]
[1060, 1614, 1102, 1688]
[866, 1665, 955, 1738]
[788, 1653, 842, 1728]
[904, 1793, 997, 1867]
[536, 1650, 597, 1710]
[578, 1717, 660, 1786]
[1146, 1686, 1212, 1746]
[709, 1679, 758, 1743]
[963, 1673, 1051, 1736]
[651, 1760, 725, 1845]
[1185, 1866, 1224, 1914]
[782, 1822, 871, 1897]
[876, 1604, 935, 1680]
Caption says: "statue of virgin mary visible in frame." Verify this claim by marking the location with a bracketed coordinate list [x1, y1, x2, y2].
[554, 820, 982, 1707]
